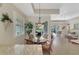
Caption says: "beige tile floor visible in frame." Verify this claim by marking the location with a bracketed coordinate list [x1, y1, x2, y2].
[51, 34, 79, 55]
[15, 44, 43, 55]
[0, 33, 79, 55]
[0, 45, 14, 55]
[0, 45, 43, 55]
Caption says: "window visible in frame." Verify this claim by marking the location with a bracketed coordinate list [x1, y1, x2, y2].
[16, 19, 24, 36]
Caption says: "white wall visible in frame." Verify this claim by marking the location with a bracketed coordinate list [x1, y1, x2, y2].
[68, 17, 79, 37]
[0, 4, 15, 45]
[69, 17, 79, 30]
[0, 4, 28, 45]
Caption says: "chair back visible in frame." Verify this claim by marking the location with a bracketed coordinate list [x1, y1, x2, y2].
[49, 38, 53, 51]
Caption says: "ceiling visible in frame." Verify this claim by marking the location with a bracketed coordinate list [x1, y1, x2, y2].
[14, 3, 34, 16]
[14, 3, 79, 20]
[32, 3, 62, 14]
[33, 3, 62, 9]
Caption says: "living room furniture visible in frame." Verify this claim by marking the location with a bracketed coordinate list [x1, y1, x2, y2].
[66, 32, 78, 41]
[70, 40, 79, 45]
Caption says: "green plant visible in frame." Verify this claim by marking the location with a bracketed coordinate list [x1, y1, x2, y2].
[25, 22, 33, 35]
[1, 13, 13, 23]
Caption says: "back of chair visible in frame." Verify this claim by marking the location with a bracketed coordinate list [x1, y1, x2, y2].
[49, 38, 53, 51]
[25, 39, 33, 44]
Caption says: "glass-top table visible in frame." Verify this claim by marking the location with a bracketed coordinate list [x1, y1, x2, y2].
[33, 37, 47, 44]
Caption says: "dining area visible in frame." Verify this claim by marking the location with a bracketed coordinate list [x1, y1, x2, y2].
[23, 21, 53, 55]
[24, 34, 53, 55]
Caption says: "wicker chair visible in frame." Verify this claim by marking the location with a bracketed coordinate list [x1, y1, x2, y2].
[42, 39, 53, 55]
[25, 34, 34, 44]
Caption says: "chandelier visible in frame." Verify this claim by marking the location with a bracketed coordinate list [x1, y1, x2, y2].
[36, 3, 42, 27]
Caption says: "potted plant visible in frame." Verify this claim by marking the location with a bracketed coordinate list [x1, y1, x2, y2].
[25, 22, 33, 39]
[1, 13, 13, 23]
[1, 13, 13, 29]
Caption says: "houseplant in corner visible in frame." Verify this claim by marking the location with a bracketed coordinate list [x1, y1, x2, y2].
[25, 22, 33, 40]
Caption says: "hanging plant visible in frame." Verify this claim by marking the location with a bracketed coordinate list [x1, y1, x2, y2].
[1, 13, 13, 23]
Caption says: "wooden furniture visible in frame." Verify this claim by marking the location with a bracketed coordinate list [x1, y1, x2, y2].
[66, 32, 78, 41]
[25, 39, 33, 44]
[25, 38, 47, 44]
[25, 34, 34, 44]
[15, 44, 43, 55]
[33, 41, 47, 44]
[42, 39, 53, 55]
[70, 40, 79, 45]
[67, 35, 78, 39]
[25, 35, 47, 44]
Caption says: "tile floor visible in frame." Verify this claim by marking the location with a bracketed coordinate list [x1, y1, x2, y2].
[0, 33, 79, 55]
[51, 33, 79, 55]
[0, 45, 43, 55]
